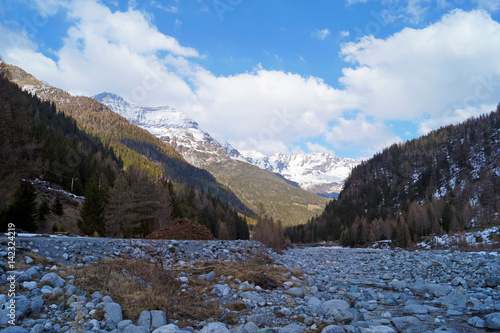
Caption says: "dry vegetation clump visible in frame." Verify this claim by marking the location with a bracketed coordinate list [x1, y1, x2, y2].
[69, 258, 222, 323]
[180, 257, 299, 291]
[146, 218, 216, 240]
[15, 251, 51, 271]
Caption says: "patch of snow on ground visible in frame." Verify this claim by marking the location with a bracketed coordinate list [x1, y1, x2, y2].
[416, 226, 499, 249]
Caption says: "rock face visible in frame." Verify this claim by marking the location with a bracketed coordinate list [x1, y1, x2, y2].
[1, 235, 499, 333]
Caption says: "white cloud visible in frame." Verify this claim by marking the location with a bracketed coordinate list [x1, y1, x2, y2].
[30, 0, 68, 17]
[418, 104, 498, 134]
[340, 9, 500, 121]
[325, 114, 401, 156]
[189, 68, 358, 154]
[311, 28, 330, 40]
[475, 0, 500, 12]
[306, 142, 337, 154]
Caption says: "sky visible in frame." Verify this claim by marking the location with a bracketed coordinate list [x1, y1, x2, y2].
[1, 0, 500, 159]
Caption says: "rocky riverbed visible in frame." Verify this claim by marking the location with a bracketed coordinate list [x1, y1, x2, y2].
[1, 235, 500, 333]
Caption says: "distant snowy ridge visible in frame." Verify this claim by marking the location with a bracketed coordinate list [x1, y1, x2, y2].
[94, 92, 359, 197]
[239, 150, 360, 197]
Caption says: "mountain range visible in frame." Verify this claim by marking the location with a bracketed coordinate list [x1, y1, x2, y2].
[93, 92, 359, 198]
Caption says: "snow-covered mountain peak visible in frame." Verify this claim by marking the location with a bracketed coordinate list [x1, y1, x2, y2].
[93, 92, 199, 131]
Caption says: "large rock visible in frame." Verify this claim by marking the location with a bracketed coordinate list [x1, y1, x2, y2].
[368, 326, 396, 333]
[104, 302, 123, 324]
[199, 322, 230, 333]
[137, 310, 151, 329]
[122, 325, 148, 333]
[485, 312, 500, 330]
[391, 316, 422, 333]
[152, 324, 184, 333]
[321, 325, 345, 333]
[278, 323, 306, 333]
[240, 291, 265, 305]
[151, 310, 167, 328]
[40, 272, 65, 288]
[322, 299, 350, 312]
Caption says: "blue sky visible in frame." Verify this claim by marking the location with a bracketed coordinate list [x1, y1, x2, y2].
[1, 0, 500, 159]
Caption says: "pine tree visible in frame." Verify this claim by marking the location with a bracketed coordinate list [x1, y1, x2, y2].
[7, 181, 38, 232]
[105, 172, 133, 237]
[52, 197, 64, 216]
[38, 198, 50, 221]
[78, 172, 107, 236]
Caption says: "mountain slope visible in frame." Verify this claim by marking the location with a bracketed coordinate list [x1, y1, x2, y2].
[287, 105, 500, 246]
[0, 61, 252, 216]
[94, 93, 329, 226]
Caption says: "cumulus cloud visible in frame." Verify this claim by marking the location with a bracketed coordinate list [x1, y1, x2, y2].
[189, 68, 358, 154]
[340, 9, 500, 122]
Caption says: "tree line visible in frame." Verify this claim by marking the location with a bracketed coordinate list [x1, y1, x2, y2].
[286, 105, 500, 247]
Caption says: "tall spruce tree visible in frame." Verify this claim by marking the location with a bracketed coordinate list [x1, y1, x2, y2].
[78, 172, 107, 236]
[6, 181, 38, 232]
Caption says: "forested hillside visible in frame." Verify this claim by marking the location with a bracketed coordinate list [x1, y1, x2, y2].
[0, 62, 249, 239]
[0, 61, 252, 217]
[287, 106, 500, 246]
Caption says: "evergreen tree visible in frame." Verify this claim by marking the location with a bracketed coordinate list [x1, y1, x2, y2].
[78, 172, 107, 236]
[7, 181, 38, 232]
[38, 198, 50, 221]
[52, 197, 64, 216]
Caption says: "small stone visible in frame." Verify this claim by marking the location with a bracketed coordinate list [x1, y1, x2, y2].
[280, 307, 292, 316]
[248, 314, 264, 327]
[22, 281, 37, 290]
[287, 287, 304, 298]
[199, 322, 230, 333]
[118, 319, 134, 330]
[468, 316, 485, 328]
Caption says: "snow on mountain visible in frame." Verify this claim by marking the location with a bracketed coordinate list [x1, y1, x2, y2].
[239, 150, 360, 197]
[94, 92, 359, 197]
[93, 92, 238, 164]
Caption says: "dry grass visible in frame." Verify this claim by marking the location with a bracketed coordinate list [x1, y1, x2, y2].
[69, 258, 222, 323]
[16, 252, 51, 270]
[179, 258, 295, 290]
